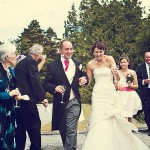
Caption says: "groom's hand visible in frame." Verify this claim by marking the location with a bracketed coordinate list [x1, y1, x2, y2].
[55, 85, 65, 93]
[79, 76, 87, 86]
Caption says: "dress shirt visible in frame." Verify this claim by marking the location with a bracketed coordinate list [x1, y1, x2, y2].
[61, 55, 75, 100]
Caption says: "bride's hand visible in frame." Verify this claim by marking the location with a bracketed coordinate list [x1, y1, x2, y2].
[111, 67, 119, 75]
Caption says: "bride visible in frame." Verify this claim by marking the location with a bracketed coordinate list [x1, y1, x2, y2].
[82, 40, 149, 150]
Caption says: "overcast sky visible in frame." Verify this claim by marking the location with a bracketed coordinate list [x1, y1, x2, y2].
[0, 0, 149, 42]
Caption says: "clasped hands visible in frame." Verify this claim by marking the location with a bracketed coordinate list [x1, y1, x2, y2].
[116, 84, 123, 91]
[144, 79, 150, 84]
[54, 76, 87, 93]
[79, 76, 87, 86]
[9, 89, 20, 98]
[9, 88, 30, 101]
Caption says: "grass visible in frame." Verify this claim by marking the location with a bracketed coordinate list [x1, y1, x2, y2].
[41, 104, 147, 132]
[41, 104, 91, 132]
[41, 122, 52, 132]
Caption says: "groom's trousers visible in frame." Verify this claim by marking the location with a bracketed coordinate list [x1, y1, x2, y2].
[60, 98, 80, 150]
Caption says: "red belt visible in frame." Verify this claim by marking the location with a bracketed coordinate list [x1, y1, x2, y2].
[122, 87, 134, 92]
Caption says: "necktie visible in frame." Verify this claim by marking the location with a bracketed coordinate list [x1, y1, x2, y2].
[64, 59, 69, 71]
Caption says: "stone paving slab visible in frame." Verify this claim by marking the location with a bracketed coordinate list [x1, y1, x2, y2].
[22, 104, 150, 149]
[25, 131, 150, 150]
[24, 104, 150, 149]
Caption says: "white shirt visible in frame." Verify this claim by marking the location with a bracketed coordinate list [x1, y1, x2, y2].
[61, 56, 75, 100]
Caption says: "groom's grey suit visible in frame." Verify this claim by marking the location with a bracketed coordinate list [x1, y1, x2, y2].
[43, 56, 88, 150]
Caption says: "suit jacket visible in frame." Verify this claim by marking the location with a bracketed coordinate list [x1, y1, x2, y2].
[136, 62, 149, 103]
[43, 57, 88, 131]
[14, 55, 46, 103]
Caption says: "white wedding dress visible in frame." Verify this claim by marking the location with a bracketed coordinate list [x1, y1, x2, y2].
[82, 67, 149, 150]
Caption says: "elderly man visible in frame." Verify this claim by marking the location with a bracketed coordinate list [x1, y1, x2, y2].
[15, 44, 48, 150]
[136, 51, 150, 136]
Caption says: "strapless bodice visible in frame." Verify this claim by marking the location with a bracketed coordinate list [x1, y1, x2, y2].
[93, 67, 113, 84]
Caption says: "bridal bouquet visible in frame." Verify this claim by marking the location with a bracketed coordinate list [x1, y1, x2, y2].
[126, 73, 134, 83]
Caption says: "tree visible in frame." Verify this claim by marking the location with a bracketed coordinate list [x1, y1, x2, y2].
[15, 20, 45, 55]
[136, 13, 150, 62]
[14, 20, 60, 102]
[43, 27, 60, 63]
[63, 3, 79, 39]
[77, 0, 144, 65]
[14, 19, 59, 67]
[63, 0, 149, 103]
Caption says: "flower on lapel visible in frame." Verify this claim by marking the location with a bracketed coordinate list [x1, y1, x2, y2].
[78, 64, 83, 71]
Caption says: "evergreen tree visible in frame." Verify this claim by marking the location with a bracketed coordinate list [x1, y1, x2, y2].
[63, 3, 81, 51]
[136, 13, 150, 62]
[63, 3, 79, 39]
[63, 0, 149, 103]
[14, 20, 59, 102]
[43, 27, 60, 64]
[77, 0, 143, 65]
[15, 19, 45, 55]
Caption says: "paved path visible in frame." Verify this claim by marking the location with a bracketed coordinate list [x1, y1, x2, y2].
[25, 104, 150, 149]
[25, 131, 150, 150]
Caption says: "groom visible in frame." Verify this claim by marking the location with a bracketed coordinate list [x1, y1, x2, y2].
[43, 40, 88, 150]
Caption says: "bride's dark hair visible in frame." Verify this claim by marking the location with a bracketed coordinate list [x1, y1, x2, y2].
[118, 53, 131, 69]
[91, 40, 107, 54]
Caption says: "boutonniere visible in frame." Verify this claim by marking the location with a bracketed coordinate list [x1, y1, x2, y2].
[78, 64, 83, 71]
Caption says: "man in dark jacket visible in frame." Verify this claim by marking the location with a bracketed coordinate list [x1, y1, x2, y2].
[43, 40, 88, 150]
[136, 51, 150, 135]
[15, 44, 48, 150]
